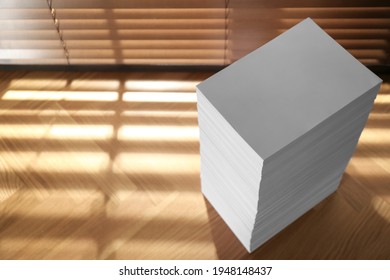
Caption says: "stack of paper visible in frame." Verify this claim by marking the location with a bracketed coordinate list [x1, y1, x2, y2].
[196, 18, 382, 253]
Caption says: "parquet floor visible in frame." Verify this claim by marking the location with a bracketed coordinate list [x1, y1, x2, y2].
[0, 70, 389, 259]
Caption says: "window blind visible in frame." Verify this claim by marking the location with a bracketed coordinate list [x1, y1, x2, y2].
[228, 0, 390, 66]
[0, 0, 389, 66]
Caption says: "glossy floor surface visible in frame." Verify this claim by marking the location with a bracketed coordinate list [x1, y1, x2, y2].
[0, 71, 389, 259]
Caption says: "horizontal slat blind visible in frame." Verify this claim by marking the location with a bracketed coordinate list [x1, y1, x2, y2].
[0, 0, 389, 66]
[0, 0, 227, 65]
[228, 0, 390, 65]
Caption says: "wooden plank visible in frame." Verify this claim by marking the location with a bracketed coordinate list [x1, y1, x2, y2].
[0, 71, 388, 260]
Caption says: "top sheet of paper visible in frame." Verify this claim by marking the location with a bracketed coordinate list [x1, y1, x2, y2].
[197, 18, 382, 160]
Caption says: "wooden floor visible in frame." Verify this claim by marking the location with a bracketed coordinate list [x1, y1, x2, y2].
[0, 70, 389, 260]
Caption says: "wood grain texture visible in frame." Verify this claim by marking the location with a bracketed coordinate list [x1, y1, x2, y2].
[0, 70, 389, 260]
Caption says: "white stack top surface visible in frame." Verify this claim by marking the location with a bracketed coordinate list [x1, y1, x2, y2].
[196, 18, 382, 161]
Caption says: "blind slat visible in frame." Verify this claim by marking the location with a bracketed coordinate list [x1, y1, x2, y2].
[0, 40, 226, 50]
[67, 49, 224, 59]
[0, 19, 226, 30]
[56, 8, 226, 20]
[0, 0, 225, 9]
